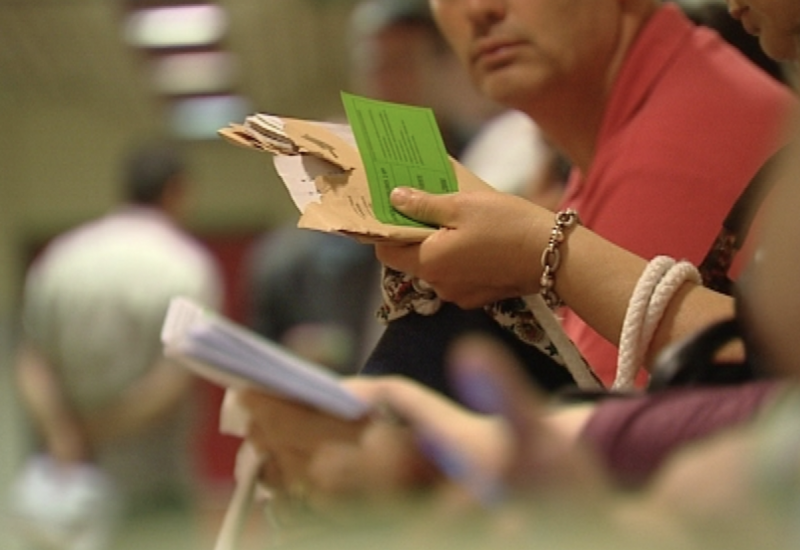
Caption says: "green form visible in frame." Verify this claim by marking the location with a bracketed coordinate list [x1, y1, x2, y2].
[341, 91, 458, 227]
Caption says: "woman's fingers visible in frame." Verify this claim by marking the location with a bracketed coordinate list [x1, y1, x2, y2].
[239, 389, 366, 452]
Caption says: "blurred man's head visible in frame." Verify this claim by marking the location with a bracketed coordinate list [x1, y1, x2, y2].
[122, 140, 188, 217]
[349, 0, 447, 106]
[349, 0, 500, 156]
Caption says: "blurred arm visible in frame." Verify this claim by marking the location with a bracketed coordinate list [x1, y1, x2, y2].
[14, 343, 92, 463]
[83, 356, 193, 444]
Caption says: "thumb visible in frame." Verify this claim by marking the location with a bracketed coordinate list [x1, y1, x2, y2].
[446, 334, 543, 425]
[390, 187, 456, 228]
[447, 334, 608, 496]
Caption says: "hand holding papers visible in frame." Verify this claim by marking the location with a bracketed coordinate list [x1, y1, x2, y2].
[161, 297, 369, 420]
[217, 94, 598, 389]
[340, 92, 459, 228]
[218, 93, 496, 243]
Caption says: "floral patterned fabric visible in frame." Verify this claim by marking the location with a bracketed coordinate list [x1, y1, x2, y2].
[377, 265, 569, 369]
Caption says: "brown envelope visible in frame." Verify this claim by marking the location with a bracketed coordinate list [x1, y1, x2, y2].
[221, 116, 497, 244]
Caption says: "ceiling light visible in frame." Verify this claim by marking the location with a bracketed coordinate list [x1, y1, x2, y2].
[150, 51, 238, 95]
[124, 4, 228, 49]
[169, 94, 251, 140]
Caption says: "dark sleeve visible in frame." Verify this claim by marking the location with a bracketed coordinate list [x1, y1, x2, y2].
[359, 301, 576, 402]
[579, 380, 782, 487]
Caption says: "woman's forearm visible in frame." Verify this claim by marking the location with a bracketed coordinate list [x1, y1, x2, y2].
[554, 227, 737, 366]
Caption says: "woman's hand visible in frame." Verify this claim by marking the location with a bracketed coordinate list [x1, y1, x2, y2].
[236, 385, 438, 515]
[375, 188, 553, 309]
[443, 335, 608, 499]
[237, 334, 608, 518]
[236, 373, 513, 516]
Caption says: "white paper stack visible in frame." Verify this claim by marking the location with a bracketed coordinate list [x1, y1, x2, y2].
[160, 297, 369, 420]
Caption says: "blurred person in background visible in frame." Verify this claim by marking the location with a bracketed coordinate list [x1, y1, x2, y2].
[458, 109, 571, 208]
[347, 0, 500, 158]
[10, 140, 223, 550]
[243, 227, 380, 375]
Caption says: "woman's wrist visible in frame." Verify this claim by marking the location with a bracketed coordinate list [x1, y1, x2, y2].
[539, 209, 581, 309]
[48, 422, 93, 463]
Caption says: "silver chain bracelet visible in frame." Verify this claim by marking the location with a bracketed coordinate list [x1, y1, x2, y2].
[539, 208, 581, 309]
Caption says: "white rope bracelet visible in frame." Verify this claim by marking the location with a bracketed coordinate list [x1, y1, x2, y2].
[613, 256, 702, 390]
[614, 257, 674, 390]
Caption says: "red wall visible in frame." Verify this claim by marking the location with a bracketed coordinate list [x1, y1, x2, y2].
[194, 231, 261, 487]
